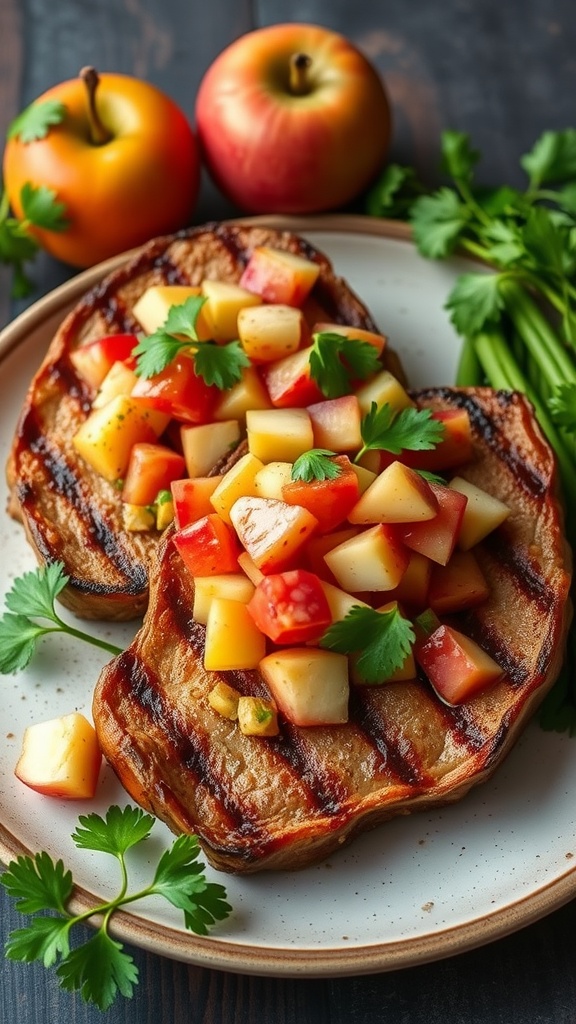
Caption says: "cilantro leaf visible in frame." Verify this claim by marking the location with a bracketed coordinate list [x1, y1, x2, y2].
[291, 449, 341, 482]
[162, 294, 207, 340]
[309, 331, 381, 398]
[356, 402, 445, 463]
[441, 130, 480, 187]
[150, 833, 231, 934]
[5, 916, 71, 969]
[56, 930, 138, 1012]
[1, 852, 72, 915]
[410, 188, 470, 258]
[520, 128, 576, 188]
[320, 604, 415, 684]
[0, 613, 48, 672]
[193, 339, 250, 389]
[365, 163, 426, 219]
[20, 182, 68, 232]
[72, 805, 154, 856]
[446, 271, 506, 335]
[8, 98, 66, 143]
[6, 561, 69, 619]
[549, 381, 576, 432]
[133, 295, 207, 377]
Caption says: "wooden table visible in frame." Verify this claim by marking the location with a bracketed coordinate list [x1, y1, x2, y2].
[1, 1, 576, 1021]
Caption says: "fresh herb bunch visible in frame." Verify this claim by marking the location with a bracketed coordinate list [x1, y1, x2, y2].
[1, 804, 231, 1011]
[367, 127, 576, 733]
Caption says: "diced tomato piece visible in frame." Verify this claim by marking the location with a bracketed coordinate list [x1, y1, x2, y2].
[70, 333, 139, 389]
[394, 483, 468, 565]
[173, 513, 241, 576]
[171, 477, 220, 529]
[281, 456, 360, 533]
[131, 354, 218, 424]
[414, 622, 504, 704]
[379, 409, 474, 473]
[121, 443, 186, 505]
[248, 569, 332, 644]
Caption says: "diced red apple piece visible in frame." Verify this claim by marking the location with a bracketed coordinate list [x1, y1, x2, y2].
[229, 496, 318, 572]
[171, 476, 221, 529]
[306, 394, 362, 452]
[323, 523, 409, 592]
[449, 476, 511, 549]
[385, 550, 432, 613]
[348, 461, 439, 524]
[121, 443, 186, 505]
[180, 419, 241, 477]
[70, 333, 138, 390]
[395, 483, 468, 565]
[246, 407, 314, 463]
[282, 455, 360, 534]
[380, 409, 473, 472]
[239, 246, 321, 306]
[14, 712, 102, 799]
[173, 513, 241, 576]
[414, 623, 504, 704]
[260, 346, 324, 408]
[238, 303, 310, 362]
[428, 549, 490, 614]
[259, 648, 349, 726]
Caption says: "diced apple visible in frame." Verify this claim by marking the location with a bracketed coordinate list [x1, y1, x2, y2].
[212, 366, 272, 422]
[70, 333, 137, 390]
[200, 279, 262, 340]
[237, 696, 280, 737]
[350, 463, 377, 495]
[180, 419, 241, 477]
[193, 573, 256, 624]
[449, 476, 511, 549]
[305, 527, 360, 582]
[306, 394, 362, 452]
[319, 580, 370, 622]
[72, 395, 169, 482]
[415, 623, 504, 704]
[208, 681, 241, 720]
[92, 360, 139, 409]
[428, 549, 491, 614]
[204, 597, 266, 670]
[238, 303, 309, 362]
[259, 648, 349, 726]
[282, 455, 360, 533]
[260, 346, 324, 408]
[395, 483, 468, 565]
[171, 476, 221, 529]
[132, 285, 213, 339]
[348, 461, 439, 524]
[155, 492, 175, 531]
[237, 550, 265, 585]
[14, 712, 102, 799]
[254, 461, 294, 500]
[246, 407, 314, 463]
[239, 246, 321, 306]
[385, 550, 432, 613]
[354, 369, 415, 416]
[209, 452, 263, 524]
[230, 496, 318, 572]
[311, 321, 387, 355]
[324, 524, 409, 592]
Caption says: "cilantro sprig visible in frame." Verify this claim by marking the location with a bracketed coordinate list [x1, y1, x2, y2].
[355, 402, 445, 464]
[0, 562, 122, 674]
[320, 604, 415, 684]
[1, 805, 231, 1011]
[133, 295, 250, 389]
[0, 183, 68, 298]
[309, 331, 381, 398]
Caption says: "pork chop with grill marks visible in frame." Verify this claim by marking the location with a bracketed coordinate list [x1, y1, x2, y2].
[92, 386, 572, 874]
[6, 222, 392, 621]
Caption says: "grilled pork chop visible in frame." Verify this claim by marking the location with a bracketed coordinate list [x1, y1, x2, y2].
[93, 386, 572, 874]
[6, 222, 388, 621]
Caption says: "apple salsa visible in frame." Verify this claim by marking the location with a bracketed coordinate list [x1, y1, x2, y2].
[70, 245, 511, 735]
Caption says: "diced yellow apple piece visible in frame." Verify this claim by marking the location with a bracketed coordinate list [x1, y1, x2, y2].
[428, 548, 490, 614]
[122, 503, 156, 532]
[238, 303, 308, 362]
[92, 361, 138, 409]
[132, 285, 213, 339]
[254, 461, 294, 500]
[212, 366, 272, 424]
[449, 476, 511, 549]
[72, 395, 169, 482]
[180, 419, 241, 478]
[350, 463, 377, 495]
[348, 461, 439, 524]
[305, 527, 360, 581]
[208, 681, 241, 720]
[324, 524, 409, 592]
[230, 495, 318, 572]
[319, 581, 369, 622]
[386, 550, 432, 612]
[354, 370, 415, 416]
[306, 394, 362, 452]
[237, 696, 280, 737]
[201, 279, 262, 340]
[240, 246, 321, 306]
[14, 712, 102, 799]
[259, 648, 349, 726]
[193, 573, 255, 624]
[210, 452, 264, 524]
[204, 597, 266, 670]
[246, 407, 314, 462]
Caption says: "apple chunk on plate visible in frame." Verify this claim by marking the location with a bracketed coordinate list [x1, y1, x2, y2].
[240, 245, 321, 306]
[15, 712, 102, 799]
[259, 648, 349, 726]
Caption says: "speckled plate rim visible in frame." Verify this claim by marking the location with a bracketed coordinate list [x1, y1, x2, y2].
[1, 213, 575, 978]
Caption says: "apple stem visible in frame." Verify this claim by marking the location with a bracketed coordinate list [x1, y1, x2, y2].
[289, 53, 312, 96]
[80, 66, 113, 146]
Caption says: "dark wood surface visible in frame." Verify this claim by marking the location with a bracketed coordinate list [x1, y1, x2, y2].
[2, 1, 576, 1020]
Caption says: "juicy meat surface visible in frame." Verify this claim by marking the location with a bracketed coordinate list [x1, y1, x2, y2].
[92, 387, 572, 874]
[6, 222, 387, 621]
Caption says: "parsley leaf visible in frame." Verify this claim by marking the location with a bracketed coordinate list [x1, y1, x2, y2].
[445, 271, 506, 336]
[8, 98, 66, 143]
[320, 604, 415, 684]
[0, 563, 123, 674]
[20, 182, 68, 231]
[309, 331, 381, 398]
[410, 188, 470, 258]
[1, 805, 231, 1010]
[549, 381, 576, 432]
[291, 449, 341, 482]
[520, 128, 576, 189]
[355, 402, 445, 463]
[441, 130, 480, 187]
[365, 163, 426, 219]
[193, 339, 250, 389]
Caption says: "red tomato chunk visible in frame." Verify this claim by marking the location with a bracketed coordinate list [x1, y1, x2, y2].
[248, 569, 332, 644]
[173, 513, 241, 576]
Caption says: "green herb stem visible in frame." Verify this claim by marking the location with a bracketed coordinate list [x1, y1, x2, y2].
[500, 280, 576, 385]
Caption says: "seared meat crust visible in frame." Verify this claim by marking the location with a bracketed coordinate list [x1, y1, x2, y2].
[92, 387, 572, 873]
[6, 222, 384, 621]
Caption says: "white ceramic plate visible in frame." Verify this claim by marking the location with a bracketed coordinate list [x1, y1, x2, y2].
[1, 216, 575, 977]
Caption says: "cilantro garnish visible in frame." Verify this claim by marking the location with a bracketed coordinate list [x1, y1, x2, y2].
[133, 295, 250, 389]
[355, 402, 445, 464]
[1, 805, 231, 1011]
[7, 98, 66, 143]
[320, 604, 415, 684]
[309, 331, 381, 398]
[0, 563, 122, 673]
[0, 182, 68, 297]
[291, 449, 341, 482]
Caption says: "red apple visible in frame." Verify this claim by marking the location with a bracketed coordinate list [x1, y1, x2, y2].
[4, 67, 200, 267]
[195, 23, 391, 214]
